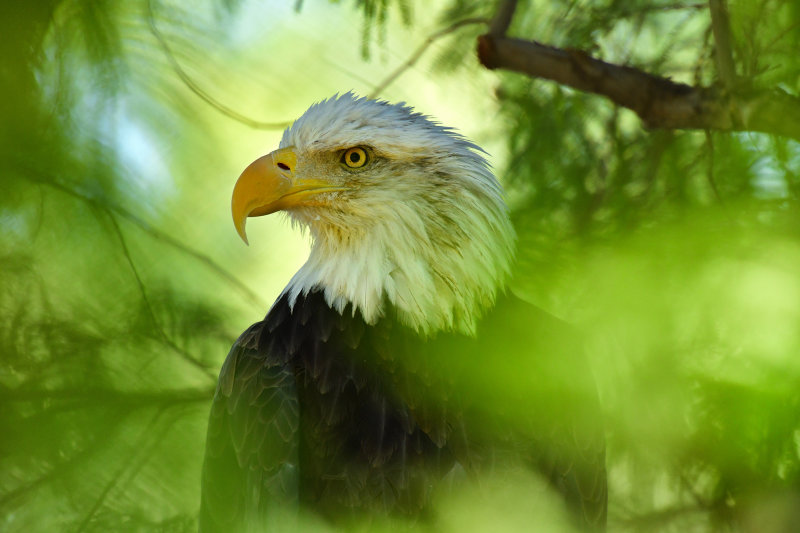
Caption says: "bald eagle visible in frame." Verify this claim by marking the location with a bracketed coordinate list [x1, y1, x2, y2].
[200, 93, 606, 532]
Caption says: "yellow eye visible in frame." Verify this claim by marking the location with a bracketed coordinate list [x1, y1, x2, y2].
[342, 147, 368, 168]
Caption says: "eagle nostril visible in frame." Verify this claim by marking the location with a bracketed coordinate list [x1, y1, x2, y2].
[277, 162, 290, 171]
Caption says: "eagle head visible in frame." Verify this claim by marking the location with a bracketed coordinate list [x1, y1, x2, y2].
[232, 93, 515, 335]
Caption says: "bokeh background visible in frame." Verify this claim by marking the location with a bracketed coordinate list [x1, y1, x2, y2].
[2, 1, 800, 531]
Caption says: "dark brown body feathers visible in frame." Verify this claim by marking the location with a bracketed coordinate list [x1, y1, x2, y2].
[200, 290, 606, 531]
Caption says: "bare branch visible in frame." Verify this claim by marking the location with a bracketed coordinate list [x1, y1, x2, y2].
[708, 0, 737, 88]
[368, 18, 490, 98]
[488, 0, 518, 36]
[476, 35, 800, 142]
[147, 0, 291, 130]
[74, 407, 170, 533]
[106, 210, 217, 380]
[24, 172, 268, 310]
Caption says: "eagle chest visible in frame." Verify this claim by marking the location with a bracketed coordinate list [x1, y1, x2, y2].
[270, 291, 458, 516]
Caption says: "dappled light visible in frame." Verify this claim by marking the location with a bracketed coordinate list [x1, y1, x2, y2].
[2, 1, 800, 532]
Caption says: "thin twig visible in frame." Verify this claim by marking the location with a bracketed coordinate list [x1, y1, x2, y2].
[763, 20, 800, 51]
[81, 407, 188, 533]
[704, 130, 723, 203]
[368, 17, 490, 98]
[106, 209, 217, 379]
[73, 407, 169, 533]
[146, 0, 291, 130]
[27, 173, 267, 309]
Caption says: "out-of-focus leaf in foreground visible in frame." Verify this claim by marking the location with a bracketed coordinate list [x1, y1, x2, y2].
[2, 0, 800, 532]
[1, 2, 251, 531]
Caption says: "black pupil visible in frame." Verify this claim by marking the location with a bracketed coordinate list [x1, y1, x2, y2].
[349, 151, 361, 164]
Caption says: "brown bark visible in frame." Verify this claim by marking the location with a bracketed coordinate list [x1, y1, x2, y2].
[476, 33, 800, 143]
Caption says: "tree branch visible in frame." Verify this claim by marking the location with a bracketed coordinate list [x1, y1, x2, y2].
[708, 0, 737, 88]
[488, 0, 517, 36]
[476, 35, 800, 142]
[147, 0, 291, 130]
[74, 407, 170, 533]
[24, 171, 268, 310]
[368, 17, 489, 98]
[106, 210, 217, 380]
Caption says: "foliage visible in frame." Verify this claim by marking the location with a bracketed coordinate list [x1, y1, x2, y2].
[1, 0, 799, 531]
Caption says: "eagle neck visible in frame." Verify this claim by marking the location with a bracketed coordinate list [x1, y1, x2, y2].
[282, 196, 515, 337]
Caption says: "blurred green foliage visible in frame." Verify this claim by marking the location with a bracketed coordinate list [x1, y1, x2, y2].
[2, 0, 800, 532]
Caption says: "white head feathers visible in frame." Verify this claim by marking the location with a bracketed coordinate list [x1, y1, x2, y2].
[278, 93, 515, 336]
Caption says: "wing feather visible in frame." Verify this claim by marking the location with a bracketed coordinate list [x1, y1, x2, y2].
[199, 321, 299, 533]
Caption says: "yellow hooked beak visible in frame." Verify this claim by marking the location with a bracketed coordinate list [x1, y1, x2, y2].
[231, 146, 346, 244]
